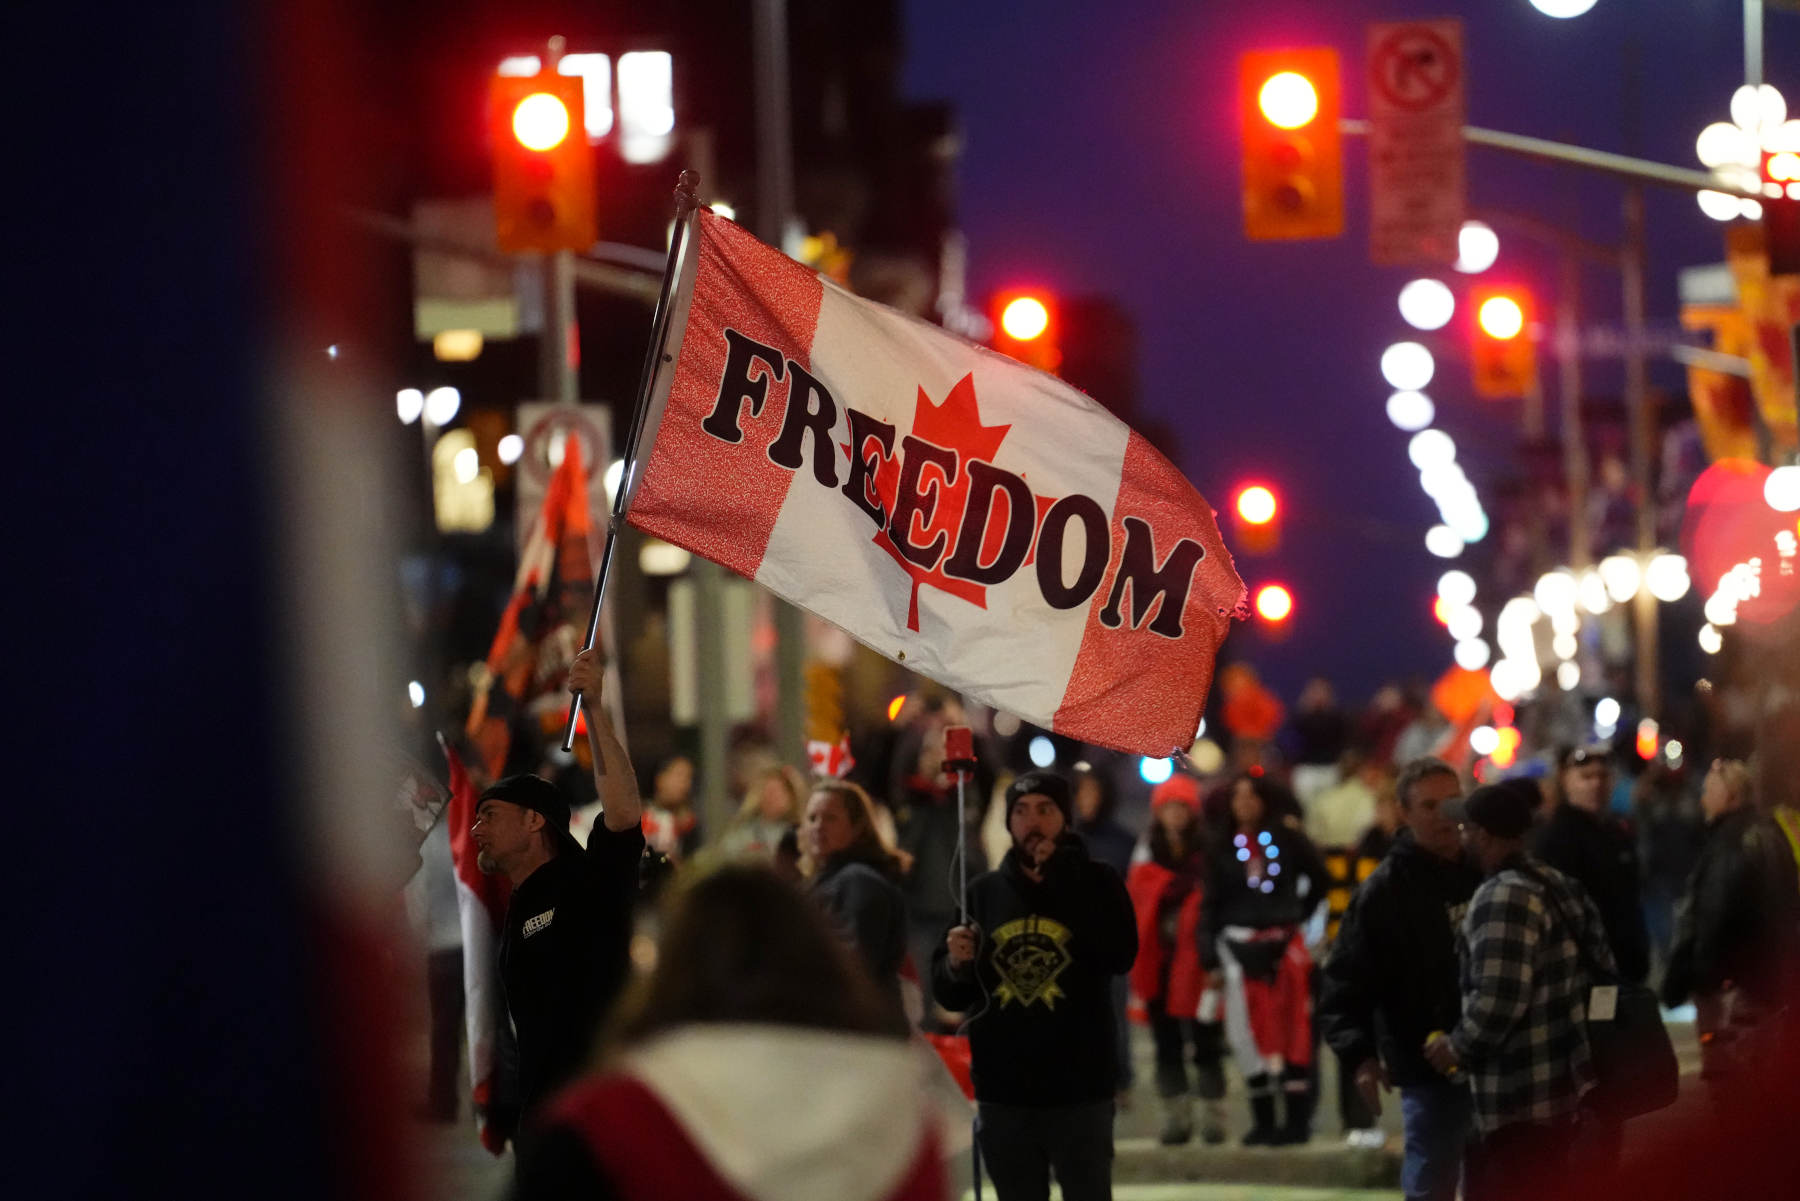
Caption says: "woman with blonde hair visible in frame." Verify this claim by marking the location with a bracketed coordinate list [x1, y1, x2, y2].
[719, 765, 805, 860]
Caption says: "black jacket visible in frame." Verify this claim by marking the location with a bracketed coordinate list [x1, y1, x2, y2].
[930, 834, 1137, 1105]
[1317, 829, 1481, 1087]
[1533, 803, 1649, 983]
[1662, 807, 1800, 1008]
[812, 856, 910, 1033]
[499, 822, 646, 1115]
[1197, 819, 1327, 972]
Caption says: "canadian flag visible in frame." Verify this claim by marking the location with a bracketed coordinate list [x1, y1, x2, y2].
[441, 737, 512, 1153]
[627, 210, 1245, 756]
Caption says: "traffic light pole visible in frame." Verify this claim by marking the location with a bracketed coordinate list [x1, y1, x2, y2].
[1622, 185, 1661, 721]
[754, 0, 809, 778]
[542, 249, 579, 405]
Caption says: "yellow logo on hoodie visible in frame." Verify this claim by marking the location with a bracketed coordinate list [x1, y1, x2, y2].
[989, 915, 1073, 1009]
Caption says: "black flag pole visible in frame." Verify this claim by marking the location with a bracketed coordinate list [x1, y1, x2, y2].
[561, 170, 701, 752]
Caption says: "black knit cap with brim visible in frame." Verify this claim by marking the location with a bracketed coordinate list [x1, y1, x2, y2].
[1462, 779, 1539, 839]
[479, 773, 582, 855]
[1004, 768, 1073, 824]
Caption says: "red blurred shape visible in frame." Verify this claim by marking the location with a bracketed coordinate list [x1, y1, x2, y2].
[1683, 458, 1797, 628]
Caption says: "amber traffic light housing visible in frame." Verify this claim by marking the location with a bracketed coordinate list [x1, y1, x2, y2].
[1470, 287, 1536, 398]
[1239, 48, 1343, 241]
[490, 71, 596, 253]
[1232, 483, 1281, 555]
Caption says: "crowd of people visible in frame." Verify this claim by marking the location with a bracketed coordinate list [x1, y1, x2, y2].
[401, 654, 1800, 1201]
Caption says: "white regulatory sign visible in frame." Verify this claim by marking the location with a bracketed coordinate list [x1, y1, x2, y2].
[1367, 19, 1466, 267]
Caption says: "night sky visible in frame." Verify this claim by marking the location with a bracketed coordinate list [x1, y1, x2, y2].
[901, 0, 1798, 704]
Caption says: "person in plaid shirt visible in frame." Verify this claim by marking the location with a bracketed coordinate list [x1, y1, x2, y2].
[1424, 780, 1615, 1201]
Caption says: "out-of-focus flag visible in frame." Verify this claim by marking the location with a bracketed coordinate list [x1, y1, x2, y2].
[625, 210, 1245, 755]
[465, 432, 612, 778]
[807, 734, 855, 779]
[441, 737, 512, 1154]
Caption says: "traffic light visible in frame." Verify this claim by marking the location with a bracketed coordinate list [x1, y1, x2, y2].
[1254, 584, 1294, 637]
[1232, 483, 1281, 555]
[991, 290, 1061, 373]
[1239, 48, 1343, 241]
[1470, 287, 1536, 398]
[1762, 145, 1800, 275]
[490, 70, 596, 253]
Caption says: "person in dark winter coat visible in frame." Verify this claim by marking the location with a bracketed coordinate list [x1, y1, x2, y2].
[1074, 761, 1138, 1105]
[1198, 773, 1328, 1146]
[1534, 745, 1650, 984]
[1125, 774, 1226, 1146]
[1319, 758, 1481, 1201]
[802, 780, 911, 1035]
[510, 865, 944, 1201]
[934, 769, 1137, 1201]
[1661, 758, 1800, 1090]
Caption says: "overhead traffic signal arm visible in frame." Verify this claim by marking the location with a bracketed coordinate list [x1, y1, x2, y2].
[490, 71, 597, 254]
[1239, 48, 1343, 242]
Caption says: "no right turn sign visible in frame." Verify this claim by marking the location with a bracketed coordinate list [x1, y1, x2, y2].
[1368, 19, 1466, 266]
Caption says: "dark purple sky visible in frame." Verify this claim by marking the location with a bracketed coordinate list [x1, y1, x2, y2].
[900, 0, 1797, 704]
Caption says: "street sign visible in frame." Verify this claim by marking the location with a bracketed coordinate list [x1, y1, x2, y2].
[1367, 19, 1466, 266]
[515, 402, 612, 555]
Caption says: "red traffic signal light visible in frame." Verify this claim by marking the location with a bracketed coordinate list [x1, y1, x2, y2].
[1470, 287, 1536, 398]
[1239, 48, 1343, 241]
[1254, 583, 1294, 622]
[1231, 483, 1281, 554]
[490, 71, 596, 254]
[991, 290, 1061, 373]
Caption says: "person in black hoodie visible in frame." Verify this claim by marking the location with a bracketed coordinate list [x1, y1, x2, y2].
[933, 769, 1137, 1201]
[1198, 772, 1328, 1146]
[1318, 757, 1481, 1201]
[1534, 745, 1650, 984]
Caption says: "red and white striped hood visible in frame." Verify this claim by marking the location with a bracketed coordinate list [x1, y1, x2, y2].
[618, 1025, 939, 1201]
[629, 210, 1245, 756]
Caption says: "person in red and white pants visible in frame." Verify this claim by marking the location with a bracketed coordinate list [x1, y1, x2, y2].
[1198, 774, 1328, 1146]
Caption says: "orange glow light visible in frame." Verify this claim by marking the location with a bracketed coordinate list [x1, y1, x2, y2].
[1000, 297, 1049, 341]
[1636, 717, 1659, 761]
[887, 694, 908, 722]
[513, 92, 572, 151]
[1478, 295, 1525, 340]
[1237, 485, 1278, 524]
[1433, 596, 1451, 624]
[1492, 726, 1521, 768]
[1255, 584, 1294, 621]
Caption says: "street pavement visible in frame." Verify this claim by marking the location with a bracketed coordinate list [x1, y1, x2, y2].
[406, 1015, 1702, 1199]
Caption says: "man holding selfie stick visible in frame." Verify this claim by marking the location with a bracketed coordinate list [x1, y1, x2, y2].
[932, 769, 1138, 1201]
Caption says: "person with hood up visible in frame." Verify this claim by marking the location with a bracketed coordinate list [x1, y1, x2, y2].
[934, 768, 1137, 1201]
[510, 864, 943, 1201]
[1125, 774, 1226, 1146]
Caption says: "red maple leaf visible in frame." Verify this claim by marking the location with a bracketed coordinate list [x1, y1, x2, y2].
[848, 374, 1055, 631]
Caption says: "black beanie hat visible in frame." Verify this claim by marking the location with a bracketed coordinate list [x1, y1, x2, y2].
[1463, 779, 1538, 839]
[480, 773, 580, 854]
[1005, 769, 1073, 824]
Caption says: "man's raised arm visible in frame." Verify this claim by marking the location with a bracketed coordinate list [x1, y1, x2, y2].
[568, 649, 643, 832]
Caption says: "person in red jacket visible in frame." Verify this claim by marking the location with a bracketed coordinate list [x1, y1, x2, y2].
[1126, 775, 1226, 1145]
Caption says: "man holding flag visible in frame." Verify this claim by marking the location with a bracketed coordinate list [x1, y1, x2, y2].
[471, 648, 644, 1138]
